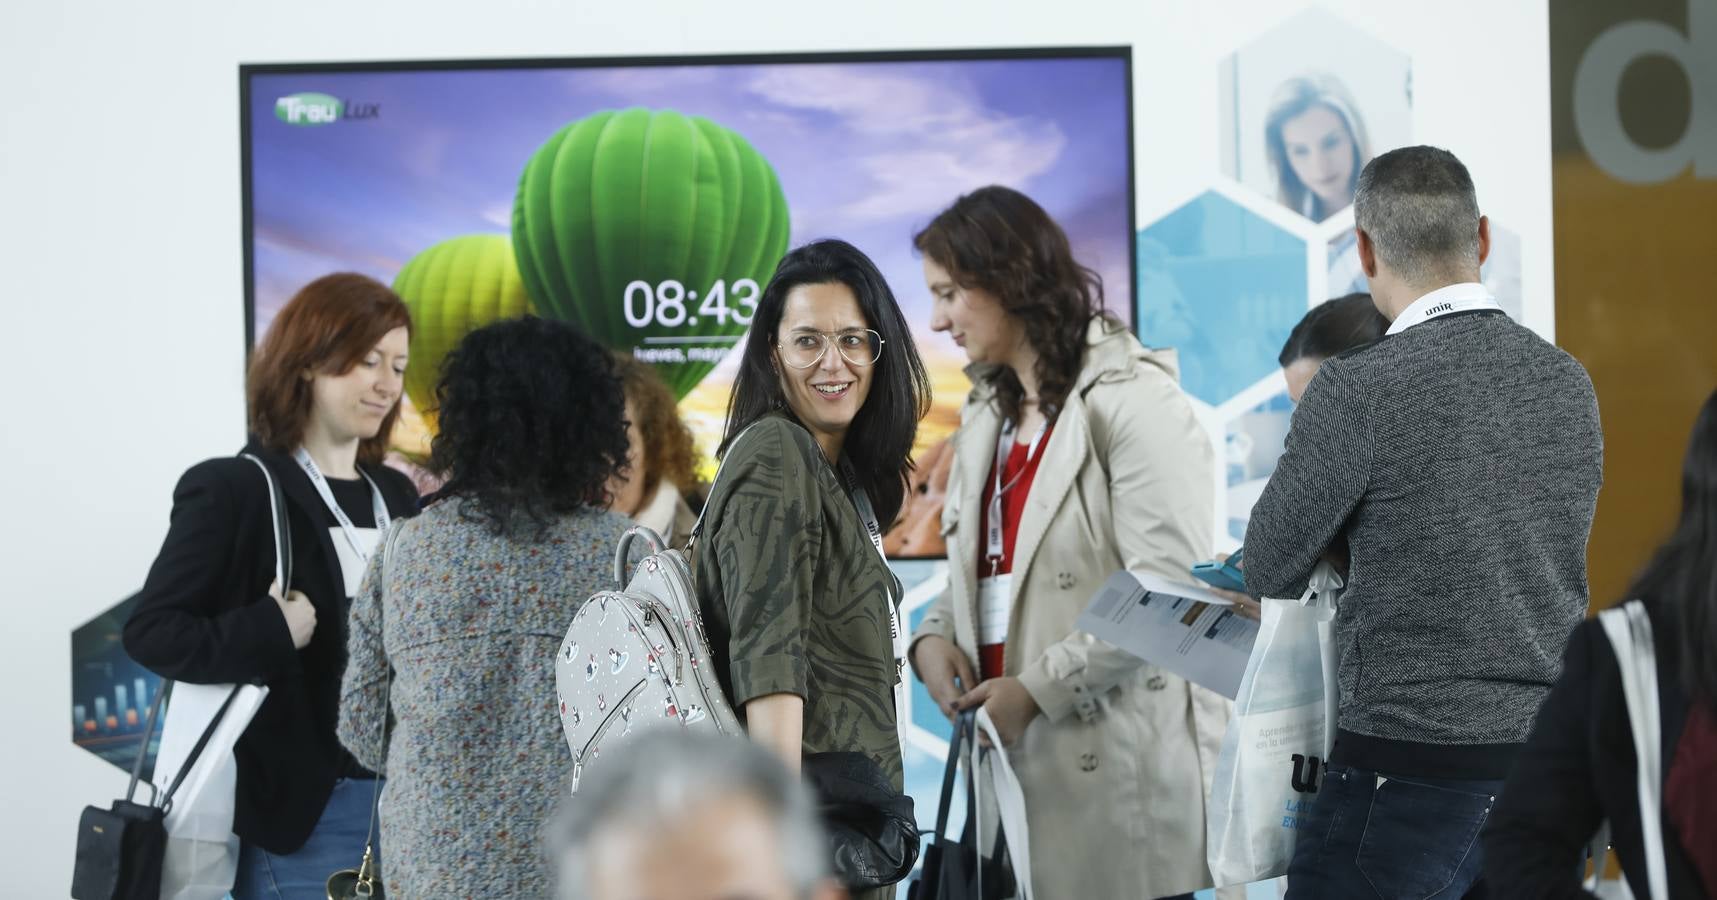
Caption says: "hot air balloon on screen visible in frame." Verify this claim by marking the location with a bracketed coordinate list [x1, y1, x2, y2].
[392, 234, 535, 421]
[512, 108, 791, 398]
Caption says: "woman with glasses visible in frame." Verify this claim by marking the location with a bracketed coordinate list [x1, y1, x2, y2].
[909, 187, 1228, 900]
[694, 239, 930, 900]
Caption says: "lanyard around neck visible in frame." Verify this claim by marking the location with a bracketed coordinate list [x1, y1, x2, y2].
[1387, 287, 1503, 335]
[986, 419, 1049, 567]
[292, 447, 391, 563]
[837, 458, 907, 698]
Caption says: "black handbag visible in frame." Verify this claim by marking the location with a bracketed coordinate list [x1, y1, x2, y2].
[803, 750, 920, 890]
[71, 683, 243, 900]
[909, 710, 1018, 900]
[910, 710, 977, 900]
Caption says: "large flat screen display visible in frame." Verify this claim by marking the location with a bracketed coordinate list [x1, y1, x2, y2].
[242, 49, 1135, 555]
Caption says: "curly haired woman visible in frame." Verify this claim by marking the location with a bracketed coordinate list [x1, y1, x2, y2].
[607, 353, 706, 547]
[337, 316, 633, 896]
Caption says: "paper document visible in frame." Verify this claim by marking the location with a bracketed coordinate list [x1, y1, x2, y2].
[1076, 570, 1259, 698]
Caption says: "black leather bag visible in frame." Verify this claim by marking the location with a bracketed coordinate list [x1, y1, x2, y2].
[909, 711, 1018, 900]
[803, 750, 920, 890]
[71, 798, 167, 900]
[910, 710, 977, 900]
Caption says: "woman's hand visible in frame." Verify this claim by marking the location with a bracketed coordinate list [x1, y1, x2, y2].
[1207, 586, 1262, 621]
[271, 579, 316, 649]
[912, 635, 977, 719]
[957, 677, 1040, 747]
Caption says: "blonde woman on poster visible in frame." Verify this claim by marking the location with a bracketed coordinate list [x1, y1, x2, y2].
[909, 186, 1233, 900]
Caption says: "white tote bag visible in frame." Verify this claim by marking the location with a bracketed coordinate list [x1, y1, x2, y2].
[153, 682, 269, 900]
[1205, 563, 1343, 887]
[975, 708, 1035, 900]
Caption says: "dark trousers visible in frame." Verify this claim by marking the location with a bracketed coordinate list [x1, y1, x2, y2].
[1284, 764, 1503, 900]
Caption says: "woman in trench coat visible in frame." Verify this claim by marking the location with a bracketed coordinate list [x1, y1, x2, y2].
[910, 186, 1234, 899]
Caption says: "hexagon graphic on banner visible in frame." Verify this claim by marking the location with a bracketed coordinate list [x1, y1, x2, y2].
[1218, 7, 1413, 224]
[71, 594, 162, 774]
[1223, 390, 1295, 542]
[1136, 190, 1308, 407]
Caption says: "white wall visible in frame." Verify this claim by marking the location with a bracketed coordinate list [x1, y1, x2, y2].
[0, 0, 1550, 888]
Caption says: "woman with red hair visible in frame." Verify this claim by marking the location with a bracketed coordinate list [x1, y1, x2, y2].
[124, 273, 420, 899]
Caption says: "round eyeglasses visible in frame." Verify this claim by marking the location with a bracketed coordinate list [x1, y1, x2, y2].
[777, 329, 885, 369]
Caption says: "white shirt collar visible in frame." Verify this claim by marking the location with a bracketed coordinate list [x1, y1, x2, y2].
[1385, 282, 1502, 336]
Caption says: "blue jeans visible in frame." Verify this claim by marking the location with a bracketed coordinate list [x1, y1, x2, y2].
[232, 777, 382, 900]
[1284, 765, 1501, 900]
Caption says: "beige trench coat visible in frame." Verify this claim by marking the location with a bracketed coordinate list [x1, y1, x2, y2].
[912, 318, 1235, 899]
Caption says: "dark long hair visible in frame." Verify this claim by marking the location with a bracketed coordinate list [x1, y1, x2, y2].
[430, 317, 630, 537]
[1626, 387, 1717, 709]
[913, 186, 1104, 425]
[1279, 293, 1387, 366]
[719, 239, 930, 527]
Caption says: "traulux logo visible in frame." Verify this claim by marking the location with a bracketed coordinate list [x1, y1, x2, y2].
[273, 92, 380, 126]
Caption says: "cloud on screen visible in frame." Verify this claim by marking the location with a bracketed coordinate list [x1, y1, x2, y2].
[746, 66, 1065, 225]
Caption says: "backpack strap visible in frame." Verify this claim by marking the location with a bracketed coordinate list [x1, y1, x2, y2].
[681, 420, 764, 565]
[689, 420, 765, 543]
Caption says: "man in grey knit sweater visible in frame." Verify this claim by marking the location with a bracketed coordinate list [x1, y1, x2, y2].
[1245, 146, 1602, 899]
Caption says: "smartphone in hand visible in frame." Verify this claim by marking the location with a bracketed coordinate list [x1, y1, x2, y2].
[1191, 548, 1247, 593]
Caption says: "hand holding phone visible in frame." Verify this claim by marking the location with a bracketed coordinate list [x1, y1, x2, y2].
[1191, 548, 1247, 594]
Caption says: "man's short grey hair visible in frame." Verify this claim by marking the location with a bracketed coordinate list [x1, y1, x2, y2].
[550, 731, 829, 900]
[1353, 145, 1482, 286]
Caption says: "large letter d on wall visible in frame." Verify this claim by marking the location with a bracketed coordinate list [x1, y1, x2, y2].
[1573, 0, 1714, 184]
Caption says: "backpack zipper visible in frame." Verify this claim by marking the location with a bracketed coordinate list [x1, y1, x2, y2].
[570, 678, 647, 793]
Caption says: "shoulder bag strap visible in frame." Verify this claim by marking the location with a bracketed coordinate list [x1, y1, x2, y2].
[687, 421, 764, 545]
[240, 453, 293, 592]
[123, 680, 169, 804]
[158, 684, 244, 812]
[932, 709, 974, 841]
[1598, 600, 1669, 900]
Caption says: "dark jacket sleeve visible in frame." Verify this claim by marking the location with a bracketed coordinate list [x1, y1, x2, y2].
[1482, 621, 1605, 899]
[122, 461, 298, 684]
[1243, 358, 1373, 598]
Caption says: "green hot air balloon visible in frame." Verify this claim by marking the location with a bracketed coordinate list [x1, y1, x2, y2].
[512, 108, 791, 398]
[393, 234, 535, 423]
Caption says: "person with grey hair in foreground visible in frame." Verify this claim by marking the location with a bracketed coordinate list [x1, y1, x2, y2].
[553, 731, 846, 900]
[1244, 145, 1603, 898]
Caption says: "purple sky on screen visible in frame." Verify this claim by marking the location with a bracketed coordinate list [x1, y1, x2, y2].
[247, 56, 1132, 341]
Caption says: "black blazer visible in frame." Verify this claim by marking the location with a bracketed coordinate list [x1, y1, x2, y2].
[1483, 600, 1707, 899]
[123, 444, 418, 853]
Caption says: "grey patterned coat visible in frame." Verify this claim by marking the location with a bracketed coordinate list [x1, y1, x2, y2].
[338, 498, 631, 898]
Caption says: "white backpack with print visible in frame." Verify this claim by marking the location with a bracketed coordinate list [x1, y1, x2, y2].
[554, 524, 743, 792]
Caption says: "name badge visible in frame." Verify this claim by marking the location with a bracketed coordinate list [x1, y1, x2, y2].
[977, 574, 1013, 646]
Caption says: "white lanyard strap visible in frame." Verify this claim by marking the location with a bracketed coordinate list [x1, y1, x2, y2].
[1385, 285, 1504, 335]
[839, 458, 908, 735]
[293, 448, 391, 563]
[986, 420, 1048, 567]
